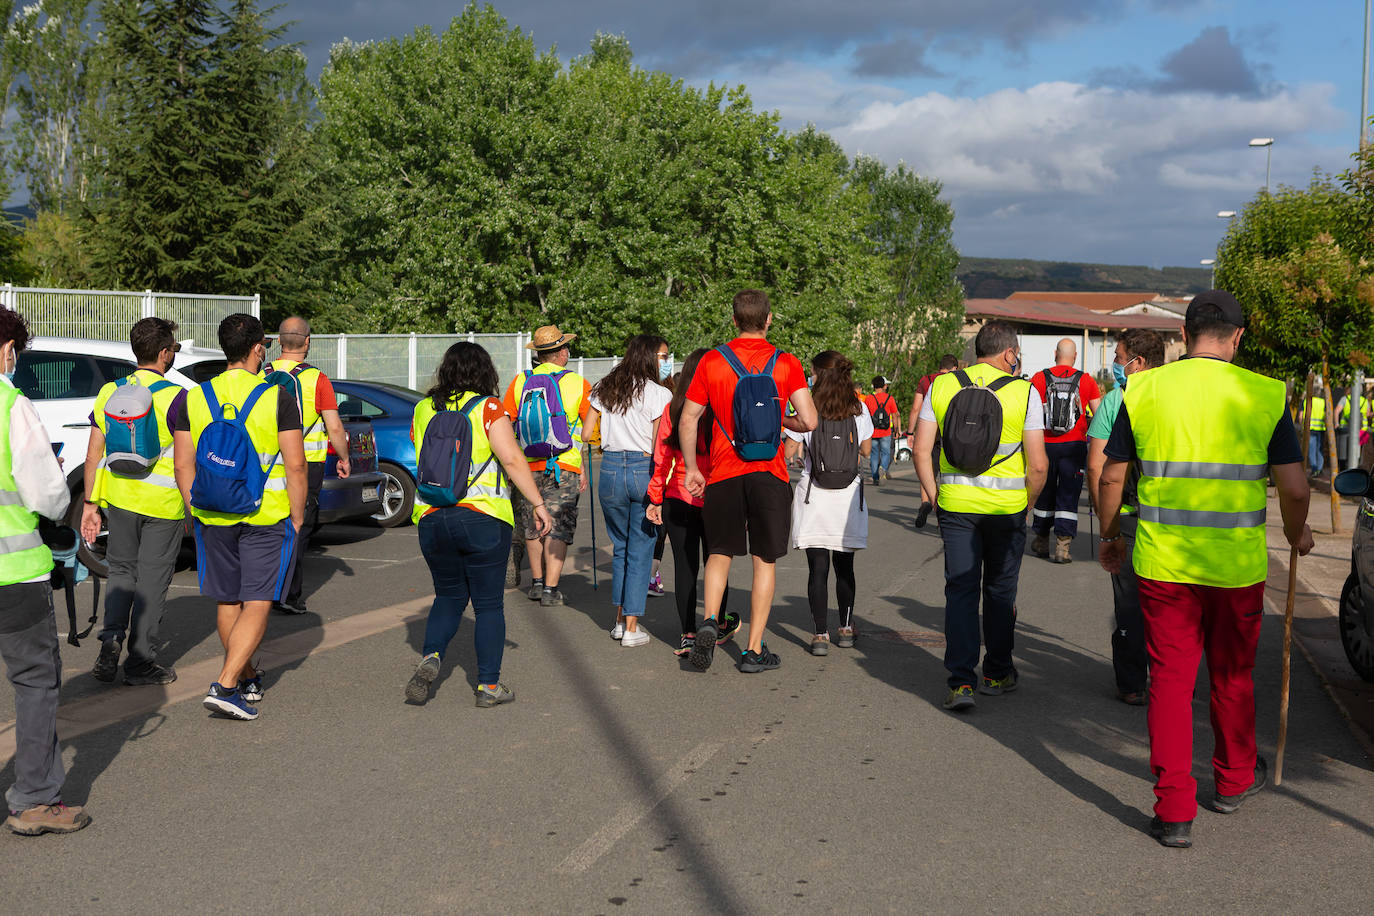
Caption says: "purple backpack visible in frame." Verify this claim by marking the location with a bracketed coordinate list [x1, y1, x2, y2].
[516, 370, 574, 460]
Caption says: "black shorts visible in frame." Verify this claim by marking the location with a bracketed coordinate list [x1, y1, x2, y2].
[701, 472, 791, 561]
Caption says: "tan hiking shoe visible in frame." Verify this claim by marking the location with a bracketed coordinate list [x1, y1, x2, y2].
[1031, 533, 1049, 558]
[1053, 535, 1073, 564]
[5, 803, 92, 836]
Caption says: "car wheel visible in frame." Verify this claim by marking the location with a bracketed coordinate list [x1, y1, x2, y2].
[66, 490, 109, 579]
[372, 462, 415, 528]
[1340, 572, 1374, 683]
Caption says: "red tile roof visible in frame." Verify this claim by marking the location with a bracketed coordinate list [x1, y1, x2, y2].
[1008, 291, 1162, 313]
[965, 298, 1183, 332]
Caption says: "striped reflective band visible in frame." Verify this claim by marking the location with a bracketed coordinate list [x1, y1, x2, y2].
[141, 473, 179, 490]
[1032, 509, 1078, 520]
[303, 441, 328, 452]
[0, 491, 22, 506]
[1137, 505, 1266, 528]
[939, 474, 1026, 490]
[0, 530, 43, 554]
[264, 478, 288, 491]
[994, 442, 1021, 456]
[1140, 460, 1268, 481]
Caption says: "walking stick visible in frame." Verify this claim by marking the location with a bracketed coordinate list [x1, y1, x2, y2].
[587, 447, 598, 590]
[1275, 543, 1300, 786]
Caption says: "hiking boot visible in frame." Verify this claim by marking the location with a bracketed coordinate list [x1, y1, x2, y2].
[647, 572, 665, 597]
[1053, 535, 1073, 564]
[527, 580, 544, 601]
[836, 626, 856, 648]
[5, 803, 91, 836]
[1031, 533, 1049, 558]
[978, 672, 1018, 696]
[203, 683, 258, 720]
[539, 587, 564, 607]
[715, 612, 741, 644]
[475, 682, 515, 707]
[689, 619, 718, 670]
[239, 673, 264, 703]
[405, 653, 441, 705]
[93, 638, 121, 682]
[674, 635, 695, 658]
[809, 634, 830, 656]
[1213, 758, 1268, 814]
[739, 643, 781, 673]
[1149, 816, 1193, 848]
[123, 663, 177, 686]
[943, 685, 976, 711]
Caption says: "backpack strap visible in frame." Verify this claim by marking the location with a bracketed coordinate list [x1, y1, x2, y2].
[987, 375, 1018, 392]
[237, 383, 281, 476]
[761, 349, 780, 375]
[147, 380, 177, 395]
[953, 368, 976, 389]
[715, 345, 749, 378]
[199, 380, 223, 419]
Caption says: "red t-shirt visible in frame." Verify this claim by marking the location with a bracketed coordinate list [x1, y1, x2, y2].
[684, 338, 807, 484]
[1030, 365, 1101, 443]
[863, 392, 898, 438]
[916, 373, 937, 397]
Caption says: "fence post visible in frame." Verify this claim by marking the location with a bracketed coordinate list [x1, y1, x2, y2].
[1, 283, 11, 312]
[467, 330, 475, 343]
[251, 293, 261, 318]
[577, 356, 585, 376]
[338, 335, 348, 380]
[408, 333, 418, 390]
[142, 290, 155, 319]
[514, 331, 523, 380]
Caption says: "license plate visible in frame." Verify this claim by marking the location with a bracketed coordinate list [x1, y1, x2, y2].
[362, 487, 379, 503]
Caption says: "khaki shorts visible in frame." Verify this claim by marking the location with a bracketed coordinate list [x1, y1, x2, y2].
[517, 467, 582, 544]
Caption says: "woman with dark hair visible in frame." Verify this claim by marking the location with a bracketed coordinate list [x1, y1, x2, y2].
[784, 350, 872, 656]
[587, 335, 672, 647]
[647, 350, 739, 657]
[404, 342, 552, 706]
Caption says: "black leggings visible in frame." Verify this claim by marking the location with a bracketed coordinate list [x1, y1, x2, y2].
[663, 497, 729, 634]
[805, 548, 855, 634]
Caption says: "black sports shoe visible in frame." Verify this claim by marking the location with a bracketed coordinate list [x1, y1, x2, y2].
[93, 638, 121, 682]
[274, 599, 308, 615]
[1213, 757, 1268, 814]
[689, 619, 718, 670]
[123, 663, 177, 686]
[715, 612, 741, 644]
[738, 643, 781, 673]
[1149, 816, 1193, 848]
[539, 587, 564, 607]
[914, 501, 934, 529]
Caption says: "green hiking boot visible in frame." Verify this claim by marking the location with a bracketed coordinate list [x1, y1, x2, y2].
[978, 673, 1019, 696]
[943, 685, 976, 711]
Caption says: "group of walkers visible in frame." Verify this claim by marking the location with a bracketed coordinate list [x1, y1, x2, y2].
[0, 287, 1321, 851]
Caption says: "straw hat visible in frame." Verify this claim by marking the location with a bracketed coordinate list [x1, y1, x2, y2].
[526, 325, 577, 351]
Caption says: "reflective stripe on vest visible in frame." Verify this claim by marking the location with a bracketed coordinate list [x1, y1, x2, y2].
[0, 384, 54, 585]
[410, 392, 513, 526]
[929, 363, 1032, 515]
[1126, 358, 1285, 588]
[269, 360, 329, 463]
[92, 369, 186, 520]
[186, 369, 290, 526]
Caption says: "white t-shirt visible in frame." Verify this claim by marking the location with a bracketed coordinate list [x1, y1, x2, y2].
[785, 411, 875, 475]
[591, 383, 673, 454]
[918, 379, 1045, 430]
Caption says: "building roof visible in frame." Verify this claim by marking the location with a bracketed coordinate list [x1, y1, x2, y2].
[964, 298, 1184, 332]
[1007, 291, 1162, 313]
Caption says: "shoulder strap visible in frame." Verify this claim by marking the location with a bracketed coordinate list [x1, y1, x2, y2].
[459, 393, 488, 417]
[288, 362, 313, 378]
[953, 369, 974, 389]
[987, 375, 1018, 392]
[715, 345, 748, 378]
[236, 382, 272, 425]
[115, 375, 132, 389]
[761, 349, 780, 374]
[1071, 370, 1084, 387]
[199, 380, 222, 420]
[147, 380, 177, 395]
[1042, 368, 1056, 387]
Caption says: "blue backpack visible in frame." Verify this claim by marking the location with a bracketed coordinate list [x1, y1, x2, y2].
[416, 395, 498, 507]
[103, 375, 177, 476]
[190, 382, 279, 515]
[263, 362, 321, 439]
[714, 345, 783, 461]
[516, 370, 574, 461]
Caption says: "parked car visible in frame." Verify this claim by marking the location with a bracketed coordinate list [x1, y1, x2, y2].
[1335, 467, 1374, 682]
[331, 380, 423, 527]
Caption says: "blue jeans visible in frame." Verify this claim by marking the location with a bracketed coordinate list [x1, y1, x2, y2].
[418, 507, 512, 684]
[1308, 431, 1325, 474]
[870, 435, 893, 484]
[938, 509, 1026, 689]
[599, 451, 656, 617]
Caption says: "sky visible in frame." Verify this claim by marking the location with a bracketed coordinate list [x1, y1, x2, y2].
[239, 3, 1374, 267]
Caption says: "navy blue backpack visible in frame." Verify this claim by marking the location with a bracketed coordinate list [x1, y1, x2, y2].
[713, 345, 783, 461]
[416, 395, 499, 507]
[190, 382, 279, 515]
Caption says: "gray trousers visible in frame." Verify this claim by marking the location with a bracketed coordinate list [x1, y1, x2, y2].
[0, 582, 64, 811]
[98, 506, 183, 669]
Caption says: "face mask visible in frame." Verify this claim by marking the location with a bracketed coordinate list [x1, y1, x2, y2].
[1008, 353, 1019, 376]
[1112, 359, 1129, 390]
[3, 349, 14, 383]
[658, 357, 673, 382]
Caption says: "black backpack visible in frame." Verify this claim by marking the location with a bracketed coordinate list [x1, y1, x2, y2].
[1042, 369, 1084, 435]
[870, 393, 893, 431]
[940, 370, 1023, 476]
[805, 415, 864, 508]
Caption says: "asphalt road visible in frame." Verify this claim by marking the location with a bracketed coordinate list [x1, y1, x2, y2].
[2, 464, 1372, 914]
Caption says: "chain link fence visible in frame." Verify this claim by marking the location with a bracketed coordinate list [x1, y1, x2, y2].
[3, 283, 259, 347]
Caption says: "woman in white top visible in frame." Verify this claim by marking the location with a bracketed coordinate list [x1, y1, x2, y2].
[587, 336, 673, 646]
[784, 351, 872, 656]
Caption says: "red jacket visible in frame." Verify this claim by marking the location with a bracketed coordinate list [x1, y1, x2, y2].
[647, 406, 712, 507]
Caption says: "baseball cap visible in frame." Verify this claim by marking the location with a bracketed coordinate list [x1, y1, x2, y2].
[1186, 290, 1246, 329]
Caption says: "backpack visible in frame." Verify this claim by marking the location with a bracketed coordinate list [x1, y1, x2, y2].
[416, 395, 500, 507]
[713, 345, 782, 461]
[190, 382, 279, 515]
[263, 362, 321, 439]
[870, 393, 893, 431]
[516, 370, 575, 461]
[103, 375, 177, 476]
[1042, 369, 1084, 435]
[804, 415, 864, 508]
[940, 370, 1023, 476]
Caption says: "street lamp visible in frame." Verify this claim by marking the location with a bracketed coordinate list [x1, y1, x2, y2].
[1249, 138, 1274, 192]
[1201, 258, 1216, 287]
[1217, 211, 1236, 219]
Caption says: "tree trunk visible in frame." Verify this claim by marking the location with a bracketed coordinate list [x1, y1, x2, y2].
[1324, 360, 1343, 534]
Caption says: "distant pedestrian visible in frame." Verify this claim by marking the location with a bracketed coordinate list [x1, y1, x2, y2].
[863, 376, 897, 485]
[1029, 339, 1101, 563]
[83, 317, 188, 687]
[1097, 291, 1313, 849]
[265, 317, 351, 615]
[587, 335, 673, 647]
[680, 289, 817, 673]
[173, 314, 308, 721]
[785, 351, 871, 655]
[1336, 387, 1370, 471]
[503, 326, 593, 607]
[907, 354, 958, 518]
[0, 309, 91, 836]
[1084, 328, 1165, 706]
[1307, 389, 1326, 475]
[404, 343, 552, 707]
[913, 320, 1048, 711]
[647, 349, 739, 657]
[648, 352, 675, 598]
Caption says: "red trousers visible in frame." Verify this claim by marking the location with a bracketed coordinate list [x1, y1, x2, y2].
[1137, 577, 1266, 822]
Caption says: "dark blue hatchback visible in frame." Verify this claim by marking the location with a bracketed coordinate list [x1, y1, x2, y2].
[332, 380, 424, 526]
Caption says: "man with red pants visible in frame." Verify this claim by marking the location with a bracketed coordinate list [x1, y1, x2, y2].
[1097, 291, 1313, 848]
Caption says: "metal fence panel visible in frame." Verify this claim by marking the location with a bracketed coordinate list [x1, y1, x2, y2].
[4, 284, 257, 346]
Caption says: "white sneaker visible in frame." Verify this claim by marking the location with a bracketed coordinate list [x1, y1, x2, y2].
[610, 622, 625, 640]
[621, 628, 650, 647]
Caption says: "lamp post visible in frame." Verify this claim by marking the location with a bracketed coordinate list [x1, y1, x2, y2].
[1201, 258, 1216, 287]
[1249, 138, 1274, 192]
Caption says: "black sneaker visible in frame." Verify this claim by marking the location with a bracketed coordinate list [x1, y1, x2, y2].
[92, 638, 121, 683]
[715, 612, 741, 644]
[689, 619, 718, 670]
[274, 599, 308, 615]
[539, 587, 564, 607]
[123, 663, 177, 686]
[739, 643, 781, 673]
[1213, 758, 1268, 814]
[527, 579, 544, 601]
[914, 501, 933, 529]
[1149, 816, 1193, 848]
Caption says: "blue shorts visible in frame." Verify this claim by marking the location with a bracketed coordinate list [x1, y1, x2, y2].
[194, 520, 296, 603]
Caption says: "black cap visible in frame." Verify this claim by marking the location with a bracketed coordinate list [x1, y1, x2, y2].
[1186, 290, 1245, 329]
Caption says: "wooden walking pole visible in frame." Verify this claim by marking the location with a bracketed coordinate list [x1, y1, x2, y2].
[1275, 543, 1300, 786]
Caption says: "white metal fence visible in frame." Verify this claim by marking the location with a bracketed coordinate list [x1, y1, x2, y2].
[2, 283, 259, 348]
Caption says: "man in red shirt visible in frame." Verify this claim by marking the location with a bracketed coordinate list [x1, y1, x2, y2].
[680, 289, 816, 673]
[864, 377, 898, 485]
[1030, 338, 1102, 563]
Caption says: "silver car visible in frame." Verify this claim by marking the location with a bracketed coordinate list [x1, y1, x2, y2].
[1335, 468, 1374, 681]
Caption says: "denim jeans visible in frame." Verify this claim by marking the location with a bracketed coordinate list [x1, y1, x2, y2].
[417, 507, 512, 684]
[1308, 431, 1325, 474]
[937, 509, 1026, 689]
[869, 435, 893, 484]
[599, 451, 656, 617]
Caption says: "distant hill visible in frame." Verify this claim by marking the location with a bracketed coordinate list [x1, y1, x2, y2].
[958, 257, 1212, 299]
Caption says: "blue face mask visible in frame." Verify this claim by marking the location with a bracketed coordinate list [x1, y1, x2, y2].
[3, 351, 14, 383]
[658, 358, 673, 382]
[1112, 359, 1129, 390]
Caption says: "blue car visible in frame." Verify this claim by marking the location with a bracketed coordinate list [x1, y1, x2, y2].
[332, 380, 424, 527]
